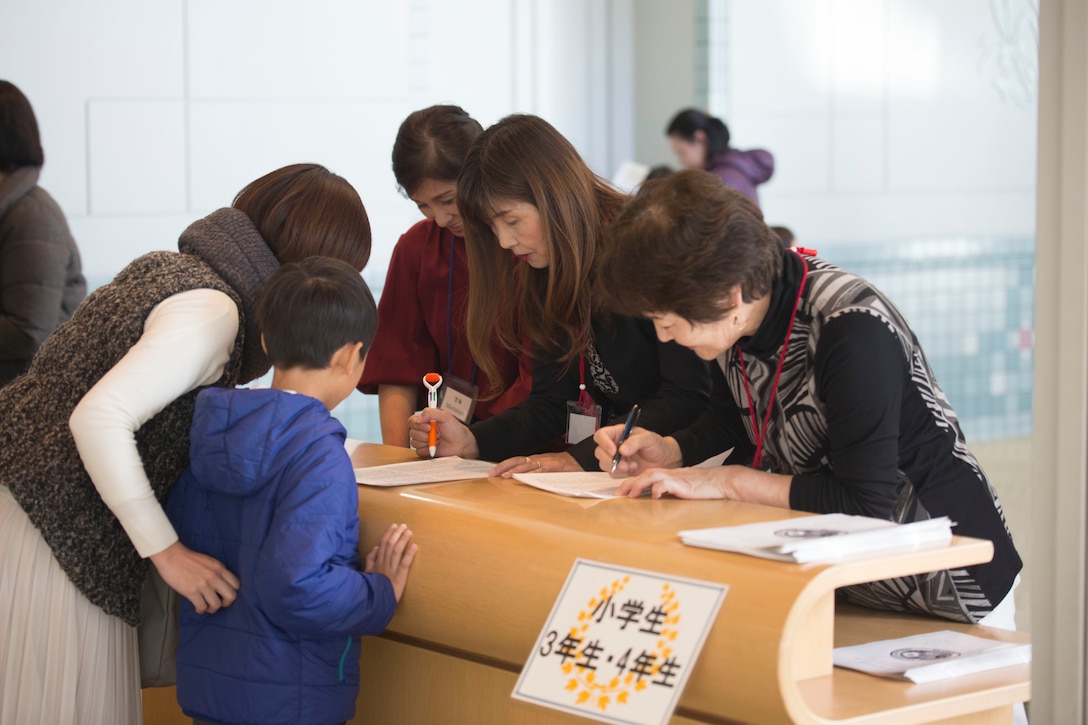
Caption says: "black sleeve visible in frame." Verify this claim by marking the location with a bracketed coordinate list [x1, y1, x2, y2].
[471, 346, 576, 463]
[564, 329, 712, 470]
[788, 312, 905, 517]
[473, 318, 712, 470]
[672, 361, 756, 466]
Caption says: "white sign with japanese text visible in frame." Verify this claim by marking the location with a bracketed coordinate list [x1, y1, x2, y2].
[512, 559, 728, 725]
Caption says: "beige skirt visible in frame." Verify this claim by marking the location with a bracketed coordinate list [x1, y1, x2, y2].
[0, 485, 142, 725]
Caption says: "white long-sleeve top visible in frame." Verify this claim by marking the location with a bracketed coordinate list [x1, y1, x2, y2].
[69, 288, 239, 558]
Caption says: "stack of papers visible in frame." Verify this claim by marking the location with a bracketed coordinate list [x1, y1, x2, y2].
[678, 513, 954, 563]
[833, 630, 1031, 684]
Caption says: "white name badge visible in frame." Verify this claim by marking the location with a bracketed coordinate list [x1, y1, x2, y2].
[439, 375, 478, 425]
[513, 559, 727, 725]
[566, 400, 600, 444]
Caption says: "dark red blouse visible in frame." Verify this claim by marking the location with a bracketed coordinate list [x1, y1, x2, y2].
[358, 218, 530, 419]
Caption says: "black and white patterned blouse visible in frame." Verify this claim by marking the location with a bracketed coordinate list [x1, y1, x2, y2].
[675, 251, 1022, 623]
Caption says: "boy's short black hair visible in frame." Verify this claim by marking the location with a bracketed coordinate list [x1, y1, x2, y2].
[256, 256, 377, 370]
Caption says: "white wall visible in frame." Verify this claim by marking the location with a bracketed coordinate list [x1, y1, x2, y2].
[633, 0, 697, 166]
[634, 0, 1039, 245]
[0, 0, 636, 287]
[733, 0, 1038, 242]
[12, 0, 1037, 269]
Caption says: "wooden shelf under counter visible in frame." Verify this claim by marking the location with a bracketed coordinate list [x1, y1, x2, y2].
[144, 442, 1029, 724]
[348, 443, 1029, 724]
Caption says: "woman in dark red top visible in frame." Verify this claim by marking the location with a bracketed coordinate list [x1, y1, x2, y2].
[359, 105, 530, 446]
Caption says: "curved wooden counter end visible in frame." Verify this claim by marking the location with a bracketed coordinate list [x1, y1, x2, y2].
[350, 443, 1028, 724]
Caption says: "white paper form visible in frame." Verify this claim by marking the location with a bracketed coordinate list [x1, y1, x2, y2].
[354, 456, 495, 486]
[513, 448, 734, 499]
[512, 472, 631, 499]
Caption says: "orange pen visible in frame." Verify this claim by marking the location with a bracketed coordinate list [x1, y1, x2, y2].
[423, 372, 443, 458]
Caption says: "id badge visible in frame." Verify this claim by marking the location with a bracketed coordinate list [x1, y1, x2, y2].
[438, 374, 479, 424]
[566, 399, 601, 444]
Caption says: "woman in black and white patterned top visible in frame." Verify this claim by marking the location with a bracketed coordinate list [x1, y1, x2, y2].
[593, 169, 1022, 627]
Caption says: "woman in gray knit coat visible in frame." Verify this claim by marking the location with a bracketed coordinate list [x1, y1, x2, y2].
[0, 163, 372, 724]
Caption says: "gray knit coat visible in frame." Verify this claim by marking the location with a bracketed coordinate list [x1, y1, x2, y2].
[0, 208, 278, 625]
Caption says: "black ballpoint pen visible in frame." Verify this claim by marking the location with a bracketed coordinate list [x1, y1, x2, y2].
[610, 404, 641, 474]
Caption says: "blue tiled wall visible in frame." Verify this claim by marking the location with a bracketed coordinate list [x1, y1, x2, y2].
[814, 238, 1035, 443]
[87, 236, 1035, 445]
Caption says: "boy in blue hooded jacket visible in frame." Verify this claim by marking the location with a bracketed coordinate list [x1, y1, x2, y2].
[167, 256, 417, 725]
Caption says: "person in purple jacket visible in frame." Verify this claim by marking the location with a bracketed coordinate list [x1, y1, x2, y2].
[666, 108, 774, 207]
[167, 257, 417, 725]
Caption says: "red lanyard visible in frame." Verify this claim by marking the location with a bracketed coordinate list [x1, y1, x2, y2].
[737, 252, 809, 469]
[577, 354, 594, 409]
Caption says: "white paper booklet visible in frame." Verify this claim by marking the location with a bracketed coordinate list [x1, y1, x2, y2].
[678, 513, 954, 563]
[833, 630, 1031, 684]
[354, 456, 495, 486]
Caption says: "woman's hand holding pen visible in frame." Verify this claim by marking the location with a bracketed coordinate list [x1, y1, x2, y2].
[592, 425, 683, 476]
[490, 451, 580, 477]
[408, 407, 479, 459]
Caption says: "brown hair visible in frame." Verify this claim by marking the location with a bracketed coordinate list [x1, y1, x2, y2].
[256, 256, 377, 370]
[457, 114, 628, 386]
[596, 169, 783, 323]
[0, 81, 44, 172]
[233, 163, 371, 271]
[392, 105, 483, 196]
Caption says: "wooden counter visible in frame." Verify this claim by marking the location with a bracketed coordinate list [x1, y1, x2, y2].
[144, 443, 1030, 724]
[348, 443, 1030, 724]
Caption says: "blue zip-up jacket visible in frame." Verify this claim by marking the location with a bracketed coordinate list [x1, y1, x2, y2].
[166, 387, 397, 725]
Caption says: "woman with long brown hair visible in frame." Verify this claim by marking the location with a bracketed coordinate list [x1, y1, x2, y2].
[408, 114, 710, 474]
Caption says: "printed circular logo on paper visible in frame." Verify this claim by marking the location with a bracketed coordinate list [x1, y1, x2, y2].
[773, 528, 845, 539]
[890, 647, 961, 661]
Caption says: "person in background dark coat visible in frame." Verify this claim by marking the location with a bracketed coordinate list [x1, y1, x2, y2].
[0, 80, 86, 385]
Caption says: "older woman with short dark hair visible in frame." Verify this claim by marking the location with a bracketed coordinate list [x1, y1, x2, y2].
[594, 169, 1022, 628]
